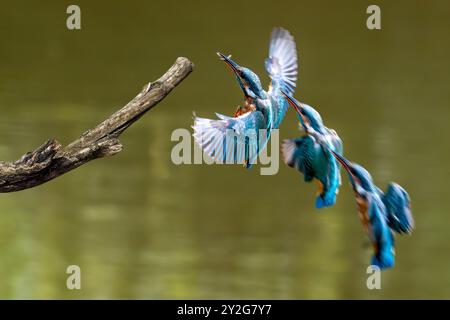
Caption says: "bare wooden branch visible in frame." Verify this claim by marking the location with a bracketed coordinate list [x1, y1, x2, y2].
[0, 57, 194, 193]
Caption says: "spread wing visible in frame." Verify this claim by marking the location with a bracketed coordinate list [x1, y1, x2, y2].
[265, 27, 298, 95]
[192, 111, 268, 167]
[264, 28, 298, 129]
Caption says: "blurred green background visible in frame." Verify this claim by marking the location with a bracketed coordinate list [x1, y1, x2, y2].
[0, 0, 449, 299]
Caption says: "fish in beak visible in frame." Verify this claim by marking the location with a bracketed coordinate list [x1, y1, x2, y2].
[217, 52, 240, 75]
[217, 52, 252, 99]
[280, 90, 303, 116]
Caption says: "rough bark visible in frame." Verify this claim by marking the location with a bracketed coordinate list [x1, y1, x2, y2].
[0, 57, 194, 193]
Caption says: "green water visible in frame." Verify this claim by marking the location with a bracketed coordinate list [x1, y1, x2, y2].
[0, 0, 449, 299]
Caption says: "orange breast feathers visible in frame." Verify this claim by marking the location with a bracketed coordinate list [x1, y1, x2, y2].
[315, 179, 324, 196]
[234, 97, 256, 117]
[356, 197, 370, 233]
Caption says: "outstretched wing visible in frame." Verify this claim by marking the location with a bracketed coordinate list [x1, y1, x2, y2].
[382, 183, 414, 234]
[265, 27, 298, 96]
[192, 111, 267, 167]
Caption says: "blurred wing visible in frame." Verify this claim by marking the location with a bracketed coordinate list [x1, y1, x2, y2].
[193, 111, 267, 167]
[282, 136, 320, 182]
[265, 27, 298, 96]
[383, 183, 414, 234]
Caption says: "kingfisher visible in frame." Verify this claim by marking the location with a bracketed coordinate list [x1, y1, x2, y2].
[192, 27, 298, 167]
[280, 92, 343, 209]
[329, 150, 414, 269]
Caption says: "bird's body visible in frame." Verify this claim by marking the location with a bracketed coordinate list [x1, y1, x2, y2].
[281, 94, 343, 208]
[193, 28, 298, 167]
[355, 181, 396, 269]
[330, 151, 414, 269]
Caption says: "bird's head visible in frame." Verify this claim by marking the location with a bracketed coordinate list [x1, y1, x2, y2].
[280, 91, 324, 133]
[330, 150, 375, 197]
[217, 52, 265, 100]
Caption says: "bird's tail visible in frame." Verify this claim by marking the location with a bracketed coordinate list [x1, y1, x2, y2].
[315, 154, 341, 209]
[315, 190, 338, 209]
[370, 217, 396, 270]
[371, 247, 395, 270]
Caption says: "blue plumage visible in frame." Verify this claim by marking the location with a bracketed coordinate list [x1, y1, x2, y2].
[368, 195, 396, 269]
[193, 28, 298, 167]
[329, 151, 413, 270]
[281, 93, 343, 209]
[191, 25, 414, 271]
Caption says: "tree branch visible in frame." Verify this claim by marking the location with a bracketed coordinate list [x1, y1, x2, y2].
[0, 57, 194, 193]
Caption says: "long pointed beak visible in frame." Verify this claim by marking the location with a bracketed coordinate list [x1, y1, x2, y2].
[217, 52, 251, 99]
[217, 52, 241, 77]
[330, 150, 352, 173]
[280, 91, 303, 116]
[280, 90, 311, 131]
[329, 150, 360, 191]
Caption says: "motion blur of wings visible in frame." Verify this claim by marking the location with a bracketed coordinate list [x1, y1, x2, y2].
[192, 27, 298, 167]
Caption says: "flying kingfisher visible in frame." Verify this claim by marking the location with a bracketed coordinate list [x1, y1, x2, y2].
[329, 150, 414, 269]
[280, 92, 343, 208]
[192, 28, 298, 167]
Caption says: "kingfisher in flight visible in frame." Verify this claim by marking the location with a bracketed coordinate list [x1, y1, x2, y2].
[330, 150, 414, 269]
[281, 92, 343, 208]
[192, 28, 298, 167]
